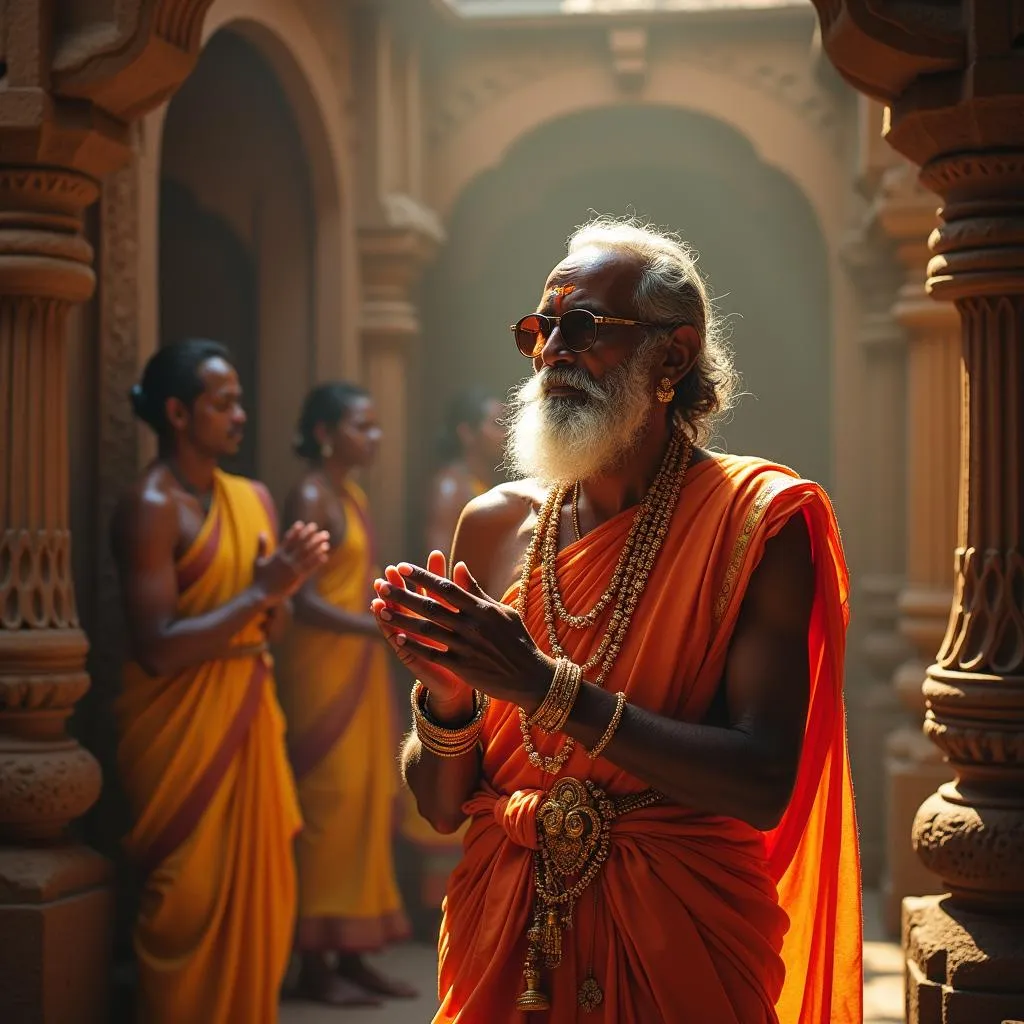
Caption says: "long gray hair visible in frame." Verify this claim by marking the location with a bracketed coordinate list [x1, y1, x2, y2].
[566, 216, 738, 445]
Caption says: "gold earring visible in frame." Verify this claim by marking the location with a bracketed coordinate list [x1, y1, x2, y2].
[321, 441, 334, 458]
[655, 377, 675, 404]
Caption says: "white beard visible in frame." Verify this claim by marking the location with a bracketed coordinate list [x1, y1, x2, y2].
[504, 345, 659, 485]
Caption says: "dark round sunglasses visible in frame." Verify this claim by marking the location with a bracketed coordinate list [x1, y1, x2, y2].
[509, 309, 657, 359]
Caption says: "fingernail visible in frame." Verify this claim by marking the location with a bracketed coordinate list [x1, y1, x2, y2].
[396, 633, 406, 645]
[398, 564, 413, 576]
[380, 608, 392, 621]
[378, 582, 391, 595]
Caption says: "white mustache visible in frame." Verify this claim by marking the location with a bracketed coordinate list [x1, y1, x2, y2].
[535, 366, 606, 402]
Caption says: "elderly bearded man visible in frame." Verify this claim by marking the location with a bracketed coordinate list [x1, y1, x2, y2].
[371, 218, 862, 1024]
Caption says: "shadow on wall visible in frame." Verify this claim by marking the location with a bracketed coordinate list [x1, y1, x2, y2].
[412, 104, 831, 543]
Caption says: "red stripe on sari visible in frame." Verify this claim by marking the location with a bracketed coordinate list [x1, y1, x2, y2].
[136, 657, 268, 874]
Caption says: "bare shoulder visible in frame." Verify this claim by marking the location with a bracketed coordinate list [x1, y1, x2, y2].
[284, 470, 327, 520]
[111, 466, 178, 560]
[458, 479, 539, 537]
[453, 479, 544, 596]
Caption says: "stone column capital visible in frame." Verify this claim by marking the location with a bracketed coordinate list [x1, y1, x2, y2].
[358, 203, 444, 346]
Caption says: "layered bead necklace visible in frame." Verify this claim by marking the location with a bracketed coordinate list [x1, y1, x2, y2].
[516, 415, 693, 774]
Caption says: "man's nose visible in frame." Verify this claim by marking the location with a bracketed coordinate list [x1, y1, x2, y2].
[234, 406, 247, 424]
[534, 323, 576, 371]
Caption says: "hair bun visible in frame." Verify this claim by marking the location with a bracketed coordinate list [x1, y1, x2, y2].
[129, 383, 150, 420]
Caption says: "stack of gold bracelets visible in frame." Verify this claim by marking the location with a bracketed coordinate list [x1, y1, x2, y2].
[410, 681, 490, 758]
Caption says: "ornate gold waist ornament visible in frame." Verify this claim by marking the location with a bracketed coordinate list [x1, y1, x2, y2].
[516, 777, 663, 1014]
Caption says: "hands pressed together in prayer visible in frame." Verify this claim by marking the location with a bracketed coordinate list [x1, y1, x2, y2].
[370, 551, 554, 720]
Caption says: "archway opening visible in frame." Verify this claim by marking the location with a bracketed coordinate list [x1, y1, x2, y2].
[415, 105, 831, 543]
[159, 27, 316, 494]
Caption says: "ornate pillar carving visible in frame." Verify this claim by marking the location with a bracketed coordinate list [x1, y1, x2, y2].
[840, 222, 909, 887]
[358, 223, 439, 558]
[875, 161, 960, 934]
[1, 3, 213, 1017]
[812, 4, 1024, 1020]
[902, 150, 1024, 1024]
[0, 167, 112, 1019]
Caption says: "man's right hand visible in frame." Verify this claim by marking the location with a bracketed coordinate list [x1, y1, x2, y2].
[253, 521, 330, 605]
[372, 549, 475, 723]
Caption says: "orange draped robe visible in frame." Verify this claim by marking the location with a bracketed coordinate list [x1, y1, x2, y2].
[116, 470, 301, 1024]
[437, 455, 862, 1023]
[401, 473, 491, 909]
[277, 481, 410, 951]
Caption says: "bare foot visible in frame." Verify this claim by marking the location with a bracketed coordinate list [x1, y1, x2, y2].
[336, 953, 419, 999]
[299, 954, 382, 1007]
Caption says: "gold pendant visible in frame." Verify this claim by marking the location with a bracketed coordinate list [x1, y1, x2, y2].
[578, 973, 603, 1012]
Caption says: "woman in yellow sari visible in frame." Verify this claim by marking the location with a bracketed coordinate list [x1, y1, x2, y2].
[277, 382, 414, 1006]
[404, 388, 507, 925]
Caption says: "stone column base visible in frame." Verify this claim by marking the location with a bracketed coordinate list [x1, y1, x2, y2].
[0, 846, 113, 1023]
[903, 894, 1024, 1024]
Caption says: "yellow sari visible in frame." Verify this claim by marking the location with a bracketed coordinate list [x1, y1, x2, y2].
[116, 470, 301, 1024]
[277, 481, 410, 950]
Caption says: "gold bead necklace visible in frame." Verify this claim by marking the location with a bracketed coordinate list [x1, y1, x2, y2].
[516, 416, 692, 774]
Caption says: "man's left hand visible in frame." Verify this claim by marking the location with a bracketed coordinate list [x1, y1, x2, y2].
[372, 561, 554, 714]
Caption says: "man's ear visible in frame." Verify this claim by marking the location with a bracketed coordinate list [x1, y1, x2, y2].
[662, 324, 701, 383]
[165, 396, 189, 432]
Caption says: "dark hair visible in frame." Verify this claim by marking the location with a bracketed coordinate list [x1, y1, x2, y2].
[294, 381, 369, 461]
[438, 387, 497, 462]
[130, 339, 233, 442]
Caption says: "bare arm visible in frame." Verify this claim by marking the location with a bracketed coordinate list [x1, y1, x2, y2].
[559, 513, 814, 830]
[285, 479, 379, 638]
[112, 489, 270, 677]
[112, 486, 328, 679]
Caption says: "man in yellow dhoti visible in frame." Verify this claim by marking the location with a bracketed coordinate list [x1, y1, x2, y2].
[277, 382, 415, 1006]
[403, 388, 507, 925]
[112, 339, 329, 1023]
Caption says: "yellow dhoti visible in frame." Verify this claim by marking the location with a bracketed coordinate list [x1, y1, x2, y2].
[117, 471, 301, 1023]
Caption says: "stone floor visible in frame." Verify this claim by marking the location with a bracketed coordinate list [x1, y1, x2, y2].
[280, 890, 904, 1023]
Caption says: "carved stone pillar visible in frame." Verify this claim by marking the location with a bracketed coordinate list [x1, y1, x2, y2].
[0, 168, 112, 1019]
[840, 224, 909, 887]
[1, 3, 214, 1017]
[876, 162, 960, 934]
[811, 4, 1024, 1020]
[901, 150, 1024, 1024]
[358, 223, 438, 559]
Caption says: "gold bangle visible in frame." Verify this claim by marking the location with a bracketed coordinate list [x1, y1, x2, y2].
[586, 690, 627, 760]
[411, 681, 488, 757]
[528, 658, 582, 733]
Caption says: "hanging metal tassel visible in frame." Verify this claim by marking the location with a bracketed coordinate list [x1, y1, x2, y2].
[515, 922, 550, 1012]
[541, 907, 563, 967]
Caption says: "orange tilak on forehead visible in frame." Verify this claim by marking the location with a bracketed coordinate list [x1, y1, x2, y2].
[546, 283, 576, 314]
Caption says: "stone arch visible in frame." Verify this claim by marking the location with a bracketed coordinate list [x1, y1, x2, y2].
[136, 0, 357, 491]
[424, 47, 864, 568]
[419, 104, 834, 508]
[431, 60, 849, 244]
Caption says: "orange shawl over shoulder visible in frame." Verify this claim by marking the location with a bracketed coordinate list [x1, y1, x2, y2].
[436, 455, 861, 1024]
[116, 470, 301, 1024]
